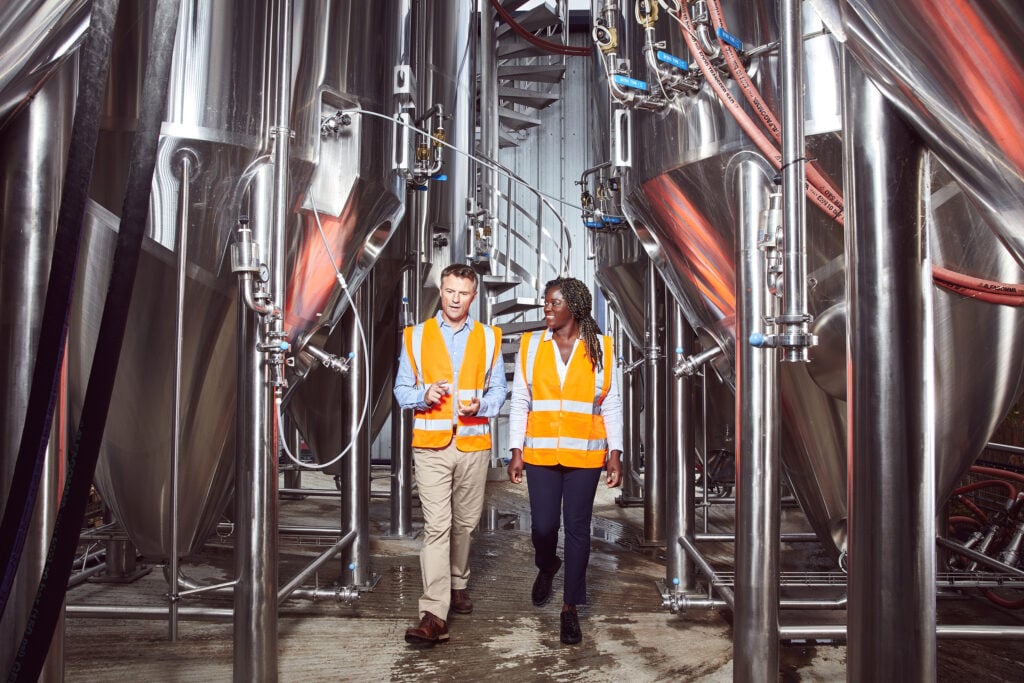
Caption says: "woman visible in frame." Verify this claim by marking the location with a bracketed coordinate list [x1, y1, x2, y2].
[507, 277, 623, 645]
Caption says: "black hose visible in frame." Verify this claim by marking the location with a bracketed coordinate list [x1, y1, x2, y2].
[0, 0, 121, 623]
[6, 0, 180, 679]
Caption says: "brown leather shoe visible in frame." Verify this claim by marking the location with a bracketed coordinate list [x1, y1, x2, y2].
[404, 612, 449, 646]
[450, 589, 473, 614]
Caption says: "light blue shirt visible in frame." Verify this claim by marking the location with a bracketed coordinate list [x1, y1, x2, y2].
[393, 312, 508, 419]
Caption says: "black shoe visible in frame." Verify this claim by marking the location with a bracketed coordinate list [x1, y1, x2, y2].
[560, 608, 582, 645]
[531, 558, 562, 606]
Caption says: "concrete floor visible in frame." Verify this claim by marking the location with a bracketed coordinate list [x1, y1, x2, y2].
[61, 470, 1023, 681]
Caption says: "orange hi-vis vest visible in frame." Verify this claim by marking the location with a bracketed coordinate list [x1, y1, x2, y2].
[404, 317, 500, 451]
[520, 331, 614, 468]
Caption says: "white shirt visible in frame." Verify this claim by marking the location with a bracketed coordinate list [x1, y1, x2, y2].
[507, 329, 623, 454]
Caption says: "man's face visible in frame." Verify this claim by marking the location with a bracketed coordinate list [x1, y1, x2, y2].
[439, 274, 477, 327]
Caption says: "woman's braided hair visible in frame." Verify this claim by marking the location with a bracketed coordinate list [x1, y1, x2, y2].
[546, 277, 604, 372]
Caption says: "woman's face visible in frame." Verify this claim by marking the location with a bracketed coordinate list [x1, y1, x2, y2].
[543, 286, 574, 331]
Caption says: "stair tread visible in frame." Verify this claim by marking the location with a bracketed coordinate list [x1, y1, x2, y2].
[498, 63, 566, 84]
[491, 296, 543, 317]
[499, 86, 560, 110]
[497, 319, 548, 335]
[482, 274, 521, 295]
[498, 106, 542, 131]
[497, 38, 560, 60]
[496, 3, 560, 38]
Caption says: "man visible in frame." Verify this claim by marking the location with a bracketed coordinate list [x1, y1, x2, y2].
[393, 263, 506, 646]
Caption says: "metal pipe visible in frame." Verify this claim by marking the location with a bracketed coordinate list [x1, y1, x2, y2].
[614, 319, 643, 505]
[843, 54, 935, 681]
[679, 536, 734, 608]
[986, 442, 1024, 456]
[936, 537, 1024, 577]
[778, 0, 812, 362]
[235, 1, 291, 678]
[278, 530, 357, 604]
[665, 302, 695, 592]
[695, 532, 819, 543]
[66, 563, 107, 589]
[390, 269, 414, 536]
[67, 605, 233, 621]
[341, 287, 371, 586]
[734, 159, 779, 681]
[642, 261, 666, 545]
[479, 0, 497, 233]
[779, 625, 1024, 642]
[168, 150, 192, 642]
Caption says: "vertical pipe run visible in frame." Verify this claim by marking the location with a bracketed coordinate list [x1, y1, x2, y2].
[234, 0, 292, 678]
[843, 55, 936, 682]
[642, 261, 666, 545]
[665, 301, 695, 591]
[733, 161, 779, 681]
[780, 0, 811, 362]
[614, 320, 642, 504]
[391, 269, 414, 536]
[169, 152, 192, 641]
[341, 288, 371, 584]
[234, 172, 277, 683]
[479, 0, 497, 246]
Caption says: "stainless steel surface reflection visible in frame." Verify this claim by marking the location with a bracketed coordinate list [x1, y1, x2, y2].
[615, 0, 1024, 559]
[70, 202, 237, 559]
[67, 0, 409, 558]
[829, 0, 1024, 268]
[0, 0, 89, 128]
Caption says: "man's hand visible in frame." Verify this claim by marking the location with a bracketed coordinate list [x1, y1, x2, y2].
[423, 380, 450, 406]
[457, 397, 480, 416]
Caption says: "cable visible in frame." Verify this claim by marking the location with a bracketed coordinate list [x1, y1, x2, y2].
[277, 189, 370, 471]
[489, 0, 592, 57]
[0, 0, 120, 625]
[7, 0, 179, 677]
[703, 0, 844, 214]
[670, 8, 845, 223]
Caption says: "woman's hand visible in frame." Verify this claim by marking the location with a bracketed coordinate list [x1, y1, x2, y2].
[507, 449, 525, 484]
[605, 450, 622, 488]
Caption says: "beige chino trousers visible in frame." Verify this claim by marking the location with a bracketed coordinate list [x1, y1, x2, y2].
[413, 440, 490, 620]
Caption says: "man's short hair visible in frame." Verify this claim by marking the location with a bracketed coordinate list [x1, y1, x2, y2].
[440, 263, 478, 288]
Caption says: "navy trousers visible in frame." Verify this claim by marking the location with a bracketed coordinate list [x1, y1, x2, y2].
[525, 462, 602, 606]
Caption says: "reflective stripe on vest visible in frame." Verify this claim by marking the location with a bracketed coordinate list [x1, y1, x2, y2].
[405, 318, 500, 451]
[520, 331, 613, 467]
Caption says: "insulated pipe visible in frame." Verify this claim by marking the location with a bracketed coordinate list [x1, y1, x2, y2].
[642, 261, 666, 545]
[843, 56, 936, 681]
[665, 302, 695, 592]
[340, 288, 371, 586]
[779, 0, 812, 362]
[734, 160, 779, 682]
[0, 57, 74, 682]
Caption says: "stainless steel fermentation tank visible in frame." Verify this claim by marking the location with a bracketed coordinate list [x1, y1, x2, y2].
[62, 0, 407, 560]
[594, 0, 1024, 560]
